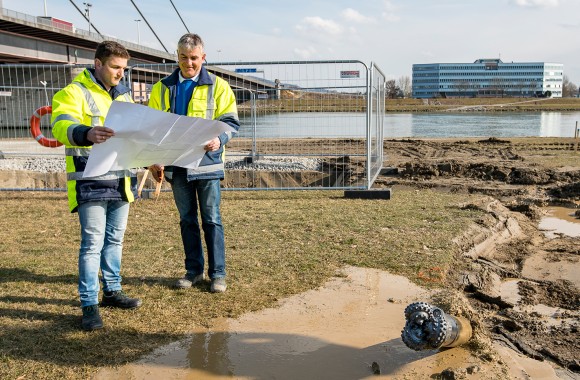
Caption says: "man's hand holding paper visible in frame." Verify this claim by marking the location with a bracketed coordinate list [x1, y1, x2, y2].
[83, 101, 235, 178]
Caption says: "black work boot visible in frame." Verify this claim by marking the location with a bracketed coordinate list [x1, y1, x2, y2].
[100, 290, 142, 309]
[81, 304, 103, 331]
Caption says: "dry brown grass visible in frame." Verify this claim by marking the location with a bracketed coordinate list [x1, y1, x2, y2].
[0, 189, 487, 379]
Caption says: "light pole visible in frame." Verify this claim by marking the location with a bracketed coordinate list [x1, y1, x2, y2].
[83, 2, 92, 33]
[43, 0, 48, 17]
[134, 19, 141, 45]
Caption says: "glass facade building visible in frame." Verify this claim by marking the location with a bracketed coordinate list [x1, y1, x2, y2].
[412, 58, 563, 98]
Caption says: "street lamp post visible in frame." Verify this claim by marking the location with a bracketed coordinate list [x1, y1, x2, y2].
[43, 0, 48, 17]
[83, 2, 92, 33]
[134, 19, 141, 45]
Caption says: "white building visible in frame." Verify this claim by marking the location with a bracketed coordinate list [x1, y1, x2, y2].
[412, 58, 563, 98]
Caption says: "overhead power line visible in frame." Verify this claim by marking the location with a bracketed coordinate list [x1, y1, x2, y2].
[169, 0, 190, 33]
[129, 0, 169, 54]
[68, 0, 104, 39]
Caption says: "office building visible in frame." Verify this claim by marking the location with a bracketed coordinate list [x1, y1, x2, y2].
[412, 58, 563, 98]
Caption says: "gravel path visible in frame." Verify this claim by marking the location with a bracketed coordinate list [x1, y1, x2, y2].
[0, 157, 66, 172]
[0, 156, 322, 173]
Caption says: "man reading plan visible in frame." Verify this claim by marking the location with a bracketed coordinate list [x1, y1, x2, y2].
[148, 33, 240, 293]
[51, 41, 141, 331]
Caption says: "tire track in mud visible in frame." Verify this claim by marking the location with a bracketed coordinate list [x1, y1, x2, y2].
[379, 137, 580, 374]
[454, 199, 580, 374]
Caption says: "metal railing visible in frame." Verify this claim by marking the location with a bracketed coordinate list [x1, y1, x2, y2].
[0, 61, 385, 192]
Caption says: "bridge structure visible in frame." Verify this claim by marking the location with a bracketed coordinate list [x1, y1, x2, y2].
[0, 5, 275, 94]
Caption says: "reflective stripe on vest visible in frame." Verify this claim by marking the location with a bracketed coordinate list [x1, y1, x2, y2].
[219, 112, 238, 121]
[63, 123, 83, 144]
[160, 85, 167, 112]
[206, 73, 216, 120]
[72, 82, 102, 117]
[65, 147, 91, 157]
[70, 82, 102, 143]
[51, 113, 79, 127]
[66, 83, 135, 181]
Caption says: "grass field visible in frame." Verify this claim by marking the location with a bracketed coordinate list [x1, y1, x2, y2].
[0, 189, 486, 379]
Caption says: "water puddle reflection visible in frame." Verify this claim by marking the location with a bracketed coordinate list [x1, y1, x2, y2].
[95, 267, 493, 379]
[538, 206, 580, 238]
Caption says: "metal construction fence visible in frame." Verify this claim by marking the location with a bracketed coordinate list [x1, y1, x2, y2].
[0, 60, 385, 192]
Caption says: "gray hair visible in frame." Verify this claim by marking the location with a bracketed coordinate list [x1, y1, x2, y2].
[177, 33, 204, 52]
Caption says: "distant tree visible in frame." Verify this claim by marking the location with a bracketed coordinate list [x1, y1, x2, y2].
[490, 77, 504, 97]
[562, 75, 578, 97]
[513, 79, 523, 97]
[397, 76, 411, 98]
[455, 80, 470, 97]
[385, 79, 400, 99]
[526, 80, 538, 97]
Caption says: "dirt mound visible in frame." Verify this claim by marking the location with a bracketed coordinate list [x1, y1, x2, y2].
[378, 137, 580, 206]
[518, 280, 579, 310]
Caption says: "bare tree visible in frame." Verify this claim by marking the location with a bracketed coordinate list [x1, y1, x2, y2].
[513, 79, 524, 97]
[397, 76, 411, 98]
[562, 75, 579, 97]
[526, 80, 538, 97]
[385, 79, 400, 99]
[455, 80, 471, 97]
[490, 77, 504, 97]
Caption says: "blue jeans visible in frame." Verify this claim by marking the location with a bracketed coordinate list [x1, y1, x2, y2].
[78, 200, 129, 307]
[170, 174, 226, 280]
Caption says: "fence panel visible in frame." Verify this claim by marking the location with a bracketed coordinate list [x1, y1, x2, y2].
[367, 62, 386, 188]
[0, 61, 385, 192]
[0, 64, 95, 191]
[131, 60, 378, 191]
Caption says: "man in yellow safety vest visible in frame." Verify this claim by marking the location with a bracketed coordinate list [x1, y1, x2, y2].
[51, 40, 142, 331]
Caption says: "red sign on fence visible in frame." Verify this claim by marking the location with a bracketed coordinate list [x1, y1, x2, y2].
[340, 70, 360, 79]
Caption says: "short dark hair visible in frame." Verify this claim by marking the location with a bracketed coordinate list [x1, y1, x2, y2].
[95, 41, 130, 63]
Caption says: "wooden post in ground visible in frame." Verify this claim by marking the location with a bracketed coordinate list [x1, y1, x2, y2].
[575, 121, 579, 152]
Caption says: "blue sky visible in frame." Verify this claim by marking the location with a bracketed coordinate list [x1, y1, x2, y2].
[4, 0, 580, 83]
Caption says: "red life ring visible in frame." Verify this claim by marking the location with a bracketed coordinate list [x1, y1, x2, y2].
[30, 106, 63, 148]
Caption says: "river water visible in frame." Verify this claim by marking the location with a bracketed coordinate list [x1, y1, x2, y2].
[385, 111, 580, 138]
[238, 111, 580, 139]
[5, 111, 580, 140]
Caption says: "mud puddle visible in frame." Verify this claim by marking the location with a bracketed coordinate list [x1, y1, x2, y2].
[539, 207, 580, 239]
[501, 279, 579, 328]
[94, 267, 518, 379]
[463, 201, 580, 378]
[521, 207, 580, 288]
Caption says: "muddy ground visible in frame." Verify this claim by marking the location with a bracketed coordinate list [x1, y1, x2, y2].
[229, 136, 579, 377]
[1, 137, 579, 378]
[374, 137, 580, 377]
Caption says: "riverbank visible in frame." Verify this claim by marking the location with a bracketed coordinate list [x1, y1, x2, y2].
[237, 96, 580, 114]
[386, 97, 580, 112]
